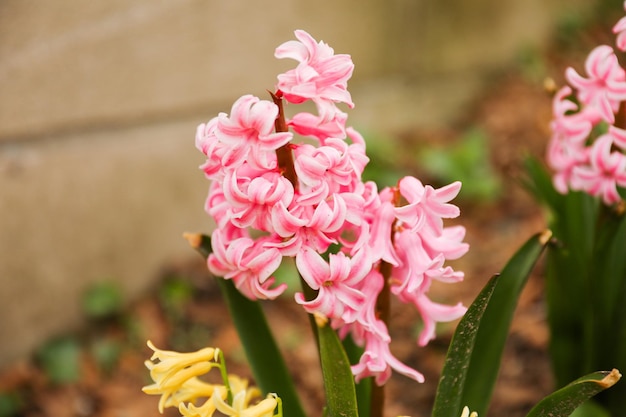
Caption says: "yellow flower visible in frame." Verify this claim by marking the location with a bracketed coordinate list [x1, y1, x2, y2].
[178, 386, 227, 417]
[212, 389, 278, 417]
[142, 341, 280, 417]
[142, 341, 219, 412]
[460, 406, 478, 417]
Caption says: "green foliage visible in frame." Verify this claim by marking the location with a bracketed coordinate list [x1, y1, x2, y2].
[418, 128, 501, 202]
[527, 370, 621, 417]
[82, 281, 123, 320]
[516, 44, 547, 83]
[569, 400, 612, 417]
[272, 258, 302, 296]
[525, 157, 626, 416]
[554, 10, 589, 49]
[36, 336, 82, 384]
[158, 275, 194, 331]
[432, 232, 550, 417]
[433, 229, 621, 417]
[362, 128, 501, 203]
[432, 274, 500, 417]
[361, 131, 406, 189]
[159, 276, 194, 313]
[342, 335, 371, 417]
[90, 337, 122, 375]
[0, 392, 23, 417]
[215, 277, 307, 417]
[317, 317, 359, 417]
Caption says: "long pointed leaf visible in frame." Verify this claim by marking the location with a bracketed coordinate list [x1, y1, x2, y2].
[185, 233, 306, 417]
[431, 274, 500, 417]
[460, 231, 551, 415]
[526, 369, 621, 417]
[343, 335, 371, 417]
[316, 314, 359, 417]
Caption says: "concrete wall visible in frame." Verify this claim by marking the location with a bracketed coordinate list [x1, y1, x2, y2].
[0, 0, 594, 368]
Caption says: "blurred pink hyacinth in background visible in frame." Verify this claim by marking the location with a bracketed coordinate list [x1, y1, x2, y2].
[547, 1, 626, 205]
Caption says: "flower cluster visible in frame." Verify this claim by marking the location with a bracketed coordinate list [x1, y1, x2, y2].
[143, 341, 280, 417]
[196, 30, 468, 384]
[547, 2, 626, 205]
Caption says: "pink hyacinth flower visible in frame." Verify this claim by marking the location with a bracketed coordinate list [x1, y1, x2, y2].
[351, 327, 426, 385]
[394, 177, 462, 235]
[565, 45, 626, 123]
[208, 229, 286, 300]
[294, 139, 355, 204]
[546, 136, 589, 194]
[341, 269, 425, 385]
[222, 168, 295, 233]
[275, 30, 354, 119]
[608, 125, 626, 150]
[269, 194, 354, 257]
[288, 110, 348, 141]
[413, 293, 467, 347]
[420, 225, 469, 261]
[549, 86, 597, 145]
[294, 248, 371, 324]
[571, 135, 626, 205]
[197, 117, 249, 179]
[215, 95, 292, 169]
[367, 201, 401, 265]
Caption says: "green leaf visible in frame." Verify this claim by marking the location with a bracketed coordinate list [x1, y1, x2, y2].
[36, 336, 82, 384]
[316, 315, 359, 417]
[431, 274, 500, 417]
[526, 369, 621, 417]
[419, 128, 501, 202]
[0, 391, 23, 417]
[90, 337, 122, 375]
[524, 157, 626, 414]
[460, 231, 551, 415]
[187, 234, 306, 417]
[343, 335, 371, 417]
[82, 281, 123, 320]
[568, 400, 611, 417]
[523, 157, 561, 211]
[158, 277, 193, 314]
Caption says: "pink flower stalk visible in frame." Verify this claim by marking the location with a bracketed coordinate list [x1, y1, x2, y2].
[196, 30, 468, 385]
[547, 9, 626, 205]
